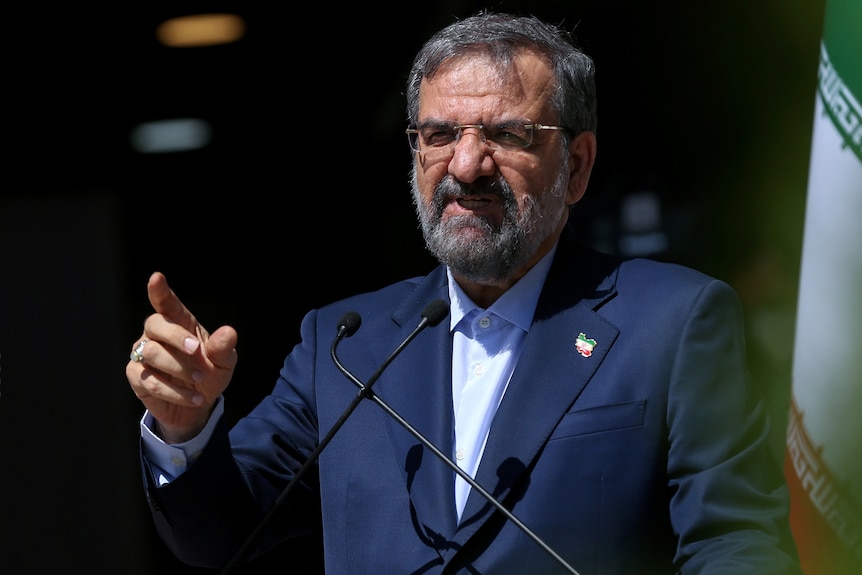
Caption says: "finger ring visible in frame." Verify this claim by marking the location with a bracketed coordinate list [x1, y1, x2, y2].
[130, 339, 149, 363]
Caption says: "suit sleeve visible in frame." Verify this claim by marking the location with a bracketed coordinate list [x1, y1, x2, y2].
[665, 279, 802, 574]
[140, 309, 325, 569]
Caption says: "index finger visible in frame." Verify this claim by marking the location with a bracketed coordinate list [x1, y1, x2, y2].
[147, 271, 198, 331]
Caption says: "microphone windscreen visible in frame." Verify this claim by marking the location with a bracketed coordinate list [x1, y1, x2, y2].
[337, 311, 362, 336]
[421, 299, 449, 327]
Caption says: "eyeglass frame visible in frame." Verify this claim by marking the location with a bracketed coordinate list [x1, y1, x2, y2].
[405, 120, 569, 155]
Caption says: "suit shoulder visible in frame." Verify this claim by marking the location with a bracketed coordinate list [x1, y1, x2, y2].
[614, 256, 741, 308]
[618, 257, 718, 284]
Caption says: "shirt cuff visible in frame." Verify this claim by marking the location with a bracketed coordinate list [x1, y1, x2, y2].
[139, 396, 225, 486]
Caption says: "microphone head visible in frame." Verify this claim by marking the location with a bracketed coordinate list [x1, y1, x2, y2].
[336, 311, 362, 337]
[421, 299, 449, 327]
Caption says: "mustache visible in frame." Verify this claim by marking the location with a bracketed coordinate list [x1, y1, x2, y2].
[433, 175, 510, 204]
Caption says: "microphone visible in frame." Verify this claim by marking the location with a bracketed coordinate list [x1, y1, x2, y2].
[336, 310, 362, 338]
[219, 301, 447, 574]
[331, 307, 581, 575]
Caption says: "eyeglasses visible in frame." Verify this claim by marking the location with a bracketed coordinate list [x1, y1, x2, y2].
[405, 120, 567, 156]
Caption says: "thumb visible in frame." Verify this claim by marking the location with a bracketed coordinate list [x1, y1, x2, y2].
[204, 324, 239, 371]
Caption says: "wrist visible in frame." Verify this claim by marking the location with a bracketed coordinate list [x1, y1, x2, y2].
[153, 418, 203, 445]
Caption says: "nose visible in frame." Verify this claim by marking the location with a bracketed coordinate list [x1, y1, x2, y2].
[448, 127, 496, 183]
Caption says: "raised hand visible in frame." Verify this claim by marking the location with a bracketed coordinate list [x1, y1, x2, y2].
[126, 271, 238, 443]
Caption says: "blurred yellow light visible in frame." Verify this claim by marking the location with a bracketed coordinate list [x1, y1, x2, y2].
[156, 13, 246, 47]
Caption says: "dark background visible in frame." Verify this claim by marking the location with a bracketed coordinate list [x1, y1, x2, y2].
[2, 1, 824, 572]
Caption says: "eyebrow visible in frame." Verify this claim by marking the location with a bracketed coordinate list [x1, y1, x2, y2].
[414, 119, 457, 129]
[415, 118, 532, 129]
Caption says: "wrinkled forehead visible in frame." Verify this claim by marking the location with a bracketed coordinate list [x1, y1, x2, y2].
[424, 46, 547, 83]
[418, 50, 556, 116]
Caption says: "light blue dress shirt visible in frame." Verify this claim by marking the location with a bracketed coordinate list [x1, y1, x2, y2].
[447, 247, 554, 520]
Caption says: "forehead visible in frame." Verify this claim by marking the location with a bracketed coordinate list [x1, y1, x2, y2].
[417, 51, 555, 122]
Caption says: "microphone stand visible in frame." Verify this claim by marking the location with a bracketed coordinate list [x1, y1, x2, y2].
[219, 306, 442, 574]
[222, 300, 579, 574]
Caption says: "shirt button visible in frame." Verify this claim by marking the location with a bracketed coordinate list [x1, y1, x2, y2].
[473, 363, 485, 376]
[170, 456, 185, 467]
[479, 316, 491, 329]
[456, 449, 465, 461]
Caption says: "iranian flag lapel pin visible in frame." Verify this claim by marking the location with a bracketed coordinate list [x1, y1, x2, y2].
[575, 333, 597, 358]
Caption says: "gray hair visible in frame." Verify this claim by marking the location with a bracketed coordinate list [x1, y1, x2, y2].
[405, 11, 597, 137]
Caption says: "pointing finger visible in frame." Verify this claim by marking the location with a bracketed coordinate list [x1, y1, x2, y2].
[147, 271, 198, 331]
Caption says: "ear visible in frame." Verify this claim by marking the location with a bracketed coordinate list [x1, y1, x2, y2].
[565, 131, 597, 206]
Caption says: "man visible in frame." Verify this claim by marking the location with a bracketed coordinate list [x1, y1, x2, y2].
[127, 12, 802, 574]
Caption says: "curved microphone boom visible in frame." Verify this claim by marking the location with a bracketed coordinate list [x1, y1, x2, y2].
[331, 302, 581, 575]
[219, 301, 447, 574]
[346, 299, 450, 395]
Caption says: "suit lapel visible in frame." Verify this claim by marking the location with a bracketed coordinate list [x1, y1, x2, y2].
[456, 302, 618, 527]
[369, 233, 625, 565]
[374, 271, 461, 550]
[448, 231, 622, 557]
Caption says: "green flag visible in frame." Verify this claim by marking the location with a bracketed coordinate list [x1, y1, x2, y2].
[785, 0, 862, 573]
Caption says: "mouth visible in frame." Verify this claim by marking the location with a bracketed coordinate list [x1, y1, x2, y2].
[433, 176, 505, 218]
[441, 194, 501, 221]
[456, 197, 493, 209]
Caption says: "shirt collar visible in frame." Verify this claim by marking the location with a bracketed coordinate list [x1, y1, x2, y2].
[447, 243, 558, 333]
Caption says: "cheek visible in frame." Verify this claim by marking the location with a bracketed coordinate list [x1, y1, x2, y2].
[417, 153, 448, 176]
[497, 167, 534, 197]
[504, 159, 561, 198]
[414, 159, 446, 193]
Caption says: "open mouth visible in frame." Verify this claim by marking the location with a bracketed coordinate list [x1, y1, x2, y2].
[456, 197, 492, 209]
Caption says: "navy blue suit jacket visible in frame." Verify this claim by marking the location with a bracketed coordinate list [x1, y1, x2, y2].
[144, 225, 801, 574]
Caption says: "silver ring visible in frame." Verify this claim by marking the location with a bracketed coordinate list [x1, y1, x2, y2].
[130, 339, 149, 363]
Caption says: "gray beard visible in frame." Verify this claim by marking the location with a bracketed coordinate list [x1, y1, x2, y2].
[410, 163, 568, 284]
